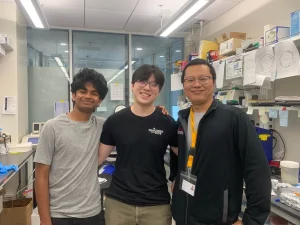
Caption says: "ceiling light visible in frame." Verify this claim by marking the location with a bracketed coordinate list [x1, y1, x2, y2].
[54, 57, 69, 81]
[136, 48, 143, 51]
[175, 50, 181, 52]
[65, 51, 69, 53]
[61, 43, 67, 46]
[108, 61, 136, 84]
[16, 0, 49, 29]
[155, 0, 213, 37]
[159, 56, 164, 58]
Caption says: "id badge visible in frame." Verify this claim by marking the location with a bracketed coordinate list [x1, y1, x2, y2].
[179, 171, 197, 196]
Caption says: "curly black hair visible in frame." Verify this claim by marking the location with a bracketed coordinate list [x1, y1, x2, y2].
[71, 68, 108, 100]
[131, 64, 165, 91]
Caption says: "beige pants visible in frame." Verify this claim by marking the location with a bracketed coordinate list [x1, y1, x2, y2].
[105, 197, 172, 225]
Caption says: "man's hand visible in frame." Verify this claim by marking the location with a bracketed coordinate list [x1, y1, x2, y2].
[171, 181, 175, 193]
[233, 220, 242, 225]
[156, 106, 169, 115]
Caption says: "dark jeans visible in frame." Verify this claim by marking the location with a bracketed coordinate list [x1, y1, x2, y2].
[51, 213, 102, 225]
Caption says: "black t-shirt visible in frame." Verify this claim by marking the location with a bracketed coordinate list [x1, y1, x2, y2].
[100, 107, 178, 206]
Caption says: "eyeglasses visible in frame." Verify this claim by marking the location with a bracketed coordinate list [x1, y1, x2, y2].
[184, 76, 212, 85]
[136, 80, 159, 89]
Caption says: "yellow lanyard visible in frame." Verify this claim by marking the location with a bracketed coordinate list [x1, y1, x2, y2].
[187, 107, 197, 168]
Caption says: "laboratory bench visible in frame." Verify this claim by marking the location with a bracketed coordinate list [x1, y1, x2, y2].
[0, 150, 35, 188]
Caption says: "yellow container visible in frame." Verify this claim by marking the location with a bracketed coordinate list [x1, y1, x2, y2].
[198, 40, 219, 60]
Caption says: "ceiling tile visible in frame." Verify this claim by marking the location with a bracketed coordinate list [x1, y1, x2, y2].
[85, 10, 130, 30]
[85, 0, 138, 12]
[134, 0, 188, 16]
[195, 0, 240, 21]
[124, 14, 163, 33]
[44, 7, 84, 27]
[40, 0, 83, 9]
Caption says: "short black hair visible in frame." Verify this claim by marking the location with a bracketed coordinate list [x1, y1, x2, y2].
[181, 58, 216, 83]
[131, 64, 165, 90]
[71, 68, 108, 100]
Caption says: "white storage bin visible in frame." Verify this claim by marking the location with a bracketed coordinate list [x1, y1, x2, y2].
[281, 161, 299, 185]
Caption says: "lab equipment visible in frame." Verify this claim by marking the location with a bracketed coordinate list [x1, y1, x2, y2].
[21, 122, 45, 147]
[32, 122, 41, 134]
[256, 127, 273, 162]
[280, 161, 299, 185]
[21, 134, 39, 146]
[217, 89, 244, 104]
[0, 131, 11, 155]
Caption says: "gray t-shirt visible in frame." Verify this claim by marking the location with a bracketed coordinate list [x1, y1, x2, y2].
[187, 112, 204, 148]
[34, 114, 105, 218]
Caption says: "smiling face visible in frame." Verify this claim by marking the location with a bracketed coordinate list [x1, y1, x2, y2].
[72, 82, 102, 113]
[183, 64, 215, 105]
[131, 74, 160, 106]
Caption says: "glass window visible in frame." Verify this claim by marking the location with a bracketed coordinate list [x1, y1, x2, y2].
[131, 35, 184, 112]
[27, 28, 69, 132]
[73, 31, 128, 118]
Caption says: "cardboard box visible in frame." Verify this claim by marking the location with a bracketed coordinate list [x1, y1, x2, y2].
[215, 33, 229, 44]
[198, 40, 219, 60]
[291, 9, 300, 37]
[0, 198, 33, 225]
[265, 26, 290, 45]
[219, 38, 243, 56]
[229, 32, 247, 40]
[215, 32, 246, 44]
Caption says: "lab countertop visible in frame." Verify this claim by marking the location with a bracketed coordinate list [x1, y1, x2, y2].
[271, 195, 300, 221]
[0, 150, 35, 186]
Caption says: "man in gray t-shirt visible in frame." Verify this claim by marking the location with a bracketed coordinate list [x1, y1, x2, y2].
[34, 69, 108, 225]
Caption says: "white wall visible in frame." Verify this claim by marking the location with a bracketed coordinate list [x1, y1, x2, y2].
[0, 1, 28, 143]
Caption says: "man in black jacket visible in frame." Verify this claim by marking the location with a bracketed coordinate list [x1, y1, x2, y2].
[171, 59, 271, 225]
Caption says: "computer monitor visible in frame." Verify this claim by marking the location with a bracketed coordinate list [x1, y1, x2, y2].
[172, 106, 180, 121]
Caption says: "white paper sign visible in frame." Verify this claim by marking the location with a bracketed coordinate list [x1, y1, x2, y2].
[110, 83, 124, 101]
[54, 101, 69, 117]
[213, 61, 226, 89]
[171, 73, 183, 91]
[2, 96, 16, 115]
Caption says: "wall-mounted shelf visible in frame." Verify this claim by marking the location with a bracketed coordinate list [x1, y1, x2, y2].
[0, 45, 5, 57]
[0, 34, 13, 52]
[246, 105, 300, 116]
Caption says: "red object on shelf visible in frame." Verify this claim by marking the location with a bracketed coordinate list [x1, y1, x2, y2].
[270, 160, 280, 167]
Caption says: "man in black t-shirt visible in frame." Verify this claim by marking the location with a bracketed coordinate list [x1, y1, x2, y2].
[99, 64, 178, 225]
